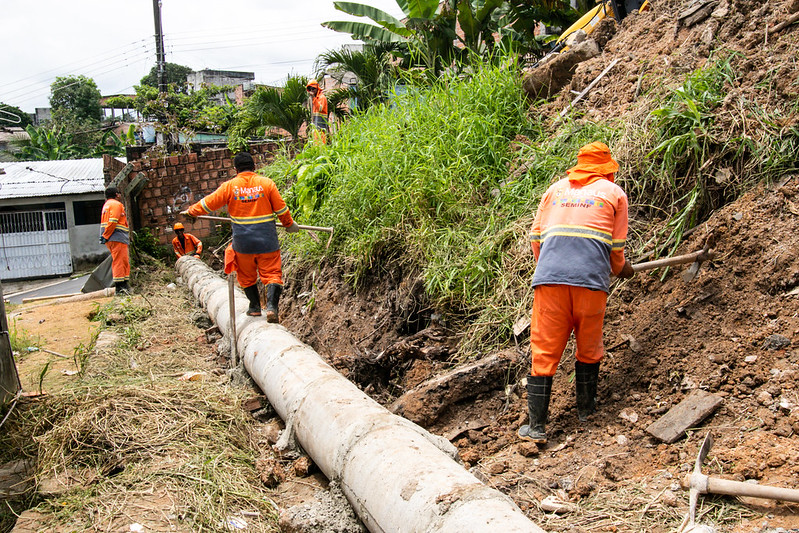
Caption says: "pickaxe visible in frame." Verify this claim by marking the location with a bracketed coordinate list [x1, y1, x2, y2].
[679, 432, 799, 531]
[632, 238, 715, 282]
[185, 213, 335, 249]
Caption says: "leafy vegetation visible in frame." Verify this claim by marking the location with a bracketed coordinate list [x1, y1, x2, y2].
[322, 0, 576, 73]
[261, 50, 798, 354]
[139, 62, 194, 91]
[0, 102, 32, 127]
[227, 76, 309, 151]
[49, 75, 103, 123]
[630, 50, 799, 254]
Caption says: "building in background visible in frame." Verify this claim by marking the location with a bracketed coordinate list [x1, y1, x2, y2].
[0, 158, 110, 279]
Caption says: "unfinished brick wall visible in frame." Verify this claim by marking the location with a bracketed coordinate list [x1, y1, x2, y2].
[103, 142, 283, 247]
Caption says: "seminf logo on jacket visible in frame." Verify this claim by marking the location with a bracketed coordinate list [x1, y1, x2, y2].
[551, 187, 609, 209]
[233, 185, 265, 203]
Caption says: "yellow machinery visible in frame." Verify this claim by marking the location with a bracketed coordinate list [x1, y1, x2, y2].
[553, 0, 651, 53]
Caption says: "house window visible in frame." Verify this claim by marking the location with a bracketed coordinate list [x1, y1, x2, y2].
[73, 200, 104, 226]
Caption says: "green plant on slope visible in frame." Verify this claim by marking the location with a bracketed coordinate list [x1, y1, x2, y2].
[641, 50, 799, 254]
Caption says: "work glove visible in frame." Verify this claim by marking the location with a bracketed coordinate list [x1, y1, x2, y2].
[180, 210, 196, 221]
[285, 221, 300, 234]
[617, 259, 635, 279]
[99, 236, 108, 245]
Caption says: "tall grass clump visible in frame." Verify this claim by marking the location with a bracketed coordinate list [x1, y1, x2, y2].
[631, 50, 799, 253]
[272, 61, 536, 304]
[262, 59, 624, 353]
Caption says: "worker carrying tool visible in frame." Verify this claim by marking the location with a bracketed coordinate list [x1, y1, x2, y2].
[181, 152, 299, 322]
[306, 79, 329, 144]
[171, 222, 203, 259]
[519, 142, 634, 444]
[100, 186, 132, 295]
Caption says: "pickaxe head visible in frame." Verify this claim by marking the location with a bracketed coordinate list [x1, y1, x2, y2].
[681, 235, 716, 282]
[687, 432, 713, 527]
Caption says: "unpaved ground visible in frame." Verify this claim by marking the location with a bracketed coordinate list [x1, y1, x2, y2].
[7, 298, 105, 393]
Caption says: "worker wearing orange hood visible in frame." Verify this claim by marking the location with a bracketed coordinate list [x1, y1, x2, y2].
[306, 79, 329, 143]
[519, 142, 634, 444]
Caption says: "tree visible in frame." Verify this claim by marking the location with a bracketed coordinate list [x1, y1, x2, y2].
[12, 124, 126, 161]
[323, 0, 578, 71]
[49, 75, 102, 123]
[227, 76, 309, 150]
[140, 63, 194, 93]
[0, 102, 32, 128]
[315, 44, 400, 113]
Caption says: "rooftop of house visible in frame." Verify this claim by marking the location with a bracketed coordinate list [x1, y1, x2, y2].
[0, 158, 110, 199]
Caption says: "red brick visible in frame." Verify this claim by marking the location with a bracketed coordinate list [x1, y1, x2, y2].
[186, 163, 196, 172]
[188, 153, 198, 163]
[168, 156, 179, 165]
[204, 161, 214, 170]
[153, 207, 164, 217]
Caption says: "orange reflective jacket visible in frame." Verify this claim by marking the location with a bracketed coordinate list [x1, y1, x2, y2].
[172, 233, 202, 257]
[101, 198, 129, 244]
[187, 172, 294, 254]
[529, 171, 628, 293]
[311, 94, 328, 131]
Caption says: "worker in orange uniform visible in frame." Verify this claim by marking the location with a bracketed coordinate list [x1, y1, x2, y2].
[519, 142, 634, 444]
[171, 222, 203, 258]
[306, 79, 329, 144]
[181, 152, 299, 322]
[100, 186, 131, 295]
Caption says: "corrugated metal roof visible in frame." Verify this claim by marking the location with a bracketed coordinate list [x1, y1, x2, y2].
[0, 158, 107, 199]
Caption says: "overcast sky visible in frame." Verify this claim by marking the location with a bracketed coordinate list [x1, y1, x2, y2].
[0, 0, 405, 114]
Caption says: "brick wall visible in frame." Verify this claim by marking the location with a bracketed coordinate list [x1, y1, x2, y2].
[103, 142, 283, 246]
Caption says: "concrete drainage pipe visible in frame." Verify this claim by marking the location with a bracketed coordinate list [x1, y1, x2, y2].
[177, 257, 544, 533]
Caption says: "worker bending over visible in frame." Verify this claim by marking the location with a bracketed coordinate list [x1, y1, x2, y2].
[100, 187, 131, 295]
[182, 152, 299, 322]
[520, 142, 634, 444]
[171, 222, 202, 258]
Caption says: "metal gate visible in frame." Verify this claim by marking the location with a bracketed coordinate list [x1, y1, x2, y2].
[0, 210, 73, 280]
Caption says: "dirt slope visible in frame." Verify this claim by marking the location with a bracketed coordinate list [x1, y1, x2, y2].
[278, 0, 799, 530]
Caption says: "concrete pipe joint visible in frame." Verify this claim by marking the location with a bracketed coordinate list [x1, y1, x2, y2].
[176, 256, 544, 533]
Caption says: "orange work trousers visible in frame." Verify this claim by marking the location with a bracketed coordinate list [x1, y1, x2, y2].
[106, 241, 130, 282]
[530, 284, 608, 377]
[233, 250, 283, 288]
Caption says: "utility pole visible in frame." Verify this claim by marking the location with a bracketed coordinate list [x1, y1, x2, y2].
[152, 0, 166, 94]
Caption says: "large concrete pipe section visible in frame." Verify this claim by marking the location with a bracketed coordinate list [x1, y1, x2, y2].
[177, 257, 544, 533]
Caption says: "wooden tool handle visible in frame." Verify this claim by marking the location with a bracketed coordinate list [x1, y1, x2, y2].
[632, 249, 714, 272]
[706, 476, 799, 503]
[193, 214, 333, 233]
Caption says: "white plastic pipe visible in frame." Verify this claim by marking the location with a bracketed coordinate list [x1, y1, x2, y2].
[177, 257, 544, 533]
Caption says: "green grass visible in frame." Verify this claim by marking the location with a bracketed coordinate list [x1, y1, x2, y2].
[261, 51, 798, 355]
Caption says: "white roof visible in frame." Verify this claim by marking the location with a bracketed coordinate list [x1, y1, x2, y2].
[0, 158, 106, 199]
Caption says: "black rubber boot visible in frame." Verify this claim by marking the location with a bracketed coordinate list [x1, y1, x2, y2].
[575, 361, 600, 422]
[518, 376, 552, 444]
[265, 283, 283, 323]
[115, 281, 131, 295]
[243, 284, 261, 316]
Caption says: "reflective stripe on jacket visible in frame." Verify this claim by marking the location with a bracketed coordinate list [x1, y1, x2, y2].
[172, 233, 203, 257]
[311, 93, 329, 131]
[530, 174, 628, 293]
[100, 198, 129, 245]
[187, 171, 294, 254]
